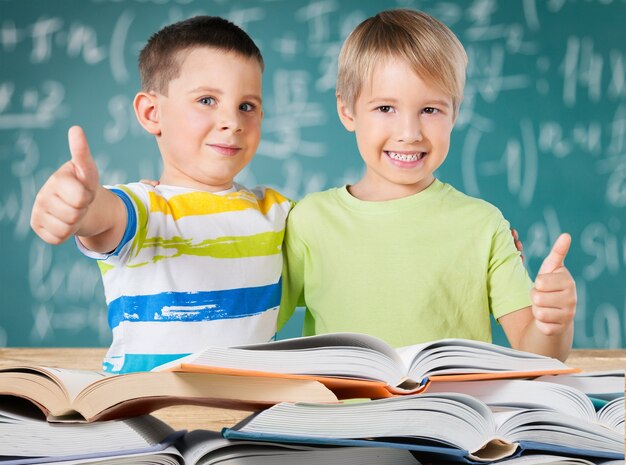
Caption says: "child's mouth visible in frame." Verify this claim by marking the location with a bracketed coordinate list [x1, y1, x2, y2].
[209, 144, 241, 156]
[385, 151, 426, 162]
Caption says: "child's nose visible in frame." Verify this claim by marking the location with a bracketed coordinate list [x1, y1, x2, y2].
[396, 116, 423, 143]
[218, 108, 243, 132]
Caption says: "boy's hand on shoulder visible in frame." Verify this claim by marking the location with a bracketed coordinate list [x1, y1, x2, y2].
[530, 233, 577, 336]
[511, 228, 524, 263]
[139, 179, 160, 187]
[30, 126, 100, 244]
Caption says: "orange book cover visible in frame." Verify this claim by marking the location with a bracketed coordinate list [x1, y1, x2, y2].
[167, 363, 581, 399]
[154, 333, 581, 399]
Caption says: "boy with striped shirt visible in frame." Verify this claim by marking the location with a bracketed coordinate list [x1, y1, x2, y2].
[30, 16, 291, 374]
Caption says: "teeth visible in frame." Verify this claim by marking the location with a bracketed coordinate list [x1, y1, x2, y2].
[387, 151, 424, 162]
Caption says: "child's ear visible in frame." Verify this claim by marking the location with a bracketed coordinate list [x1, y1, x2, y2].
[336, 94, 356, 132]
[134, 92, 161, 136]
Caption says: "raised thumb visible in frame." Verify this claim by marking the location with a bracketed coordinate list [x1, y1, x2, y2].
[68, 125, 99, 189]
[537, 233, 571, 275]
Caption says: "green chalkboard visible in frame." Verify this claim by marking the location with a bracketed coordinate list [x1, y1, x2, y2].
[1, 0, 624, 349]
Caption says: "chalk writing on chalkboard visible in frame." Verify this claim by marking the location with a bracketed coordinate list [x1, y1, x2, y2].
[1, 0, 624, 349]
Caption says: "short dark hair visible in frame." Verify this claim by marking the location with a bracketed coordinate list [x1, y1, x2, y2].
[138, 16, 264, 95]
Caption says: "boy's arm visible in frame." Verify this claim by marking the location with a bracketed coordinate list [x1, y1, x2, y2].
[30, 126, 127, 254]
[277, 212, 307, 331]
[499, 233, 576, 362]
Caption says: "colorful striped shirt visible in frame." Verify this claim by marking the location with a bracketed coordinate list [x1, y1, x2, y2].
[78, 182, 292, 374]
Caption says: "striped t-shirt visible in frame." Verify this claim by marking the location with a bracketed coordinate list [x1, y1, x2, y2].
[78, 182, 292, 374]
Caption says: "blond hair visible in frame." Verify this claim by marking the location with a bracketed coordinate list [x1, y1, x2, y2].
[337, 9, 467, 118]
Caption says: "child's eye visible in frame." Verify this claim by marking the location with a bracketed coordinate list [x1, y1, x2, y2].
[199, 96, 216, 106]
[377, 105, 395, 113]
[239, 102, 257, 112]
[422, 107, 439, 114]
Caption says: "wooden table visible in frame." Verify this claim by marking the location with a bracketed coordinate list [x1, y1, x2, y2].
[1, 347, 624, 431]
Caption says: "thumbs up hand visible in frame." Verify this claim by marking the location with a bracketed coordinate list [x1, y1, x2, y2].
[31, 126, 101, 244]
[530, 233, 577, 336]
[68, 125, 100, 192]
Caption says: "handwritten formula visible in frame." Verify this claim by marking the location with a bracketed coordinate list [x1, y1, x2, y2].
[1, 0, 624, 348]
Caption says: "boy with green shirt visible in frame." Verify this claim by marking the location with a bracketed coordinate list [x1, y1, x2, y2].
[278, 9, 576, 361]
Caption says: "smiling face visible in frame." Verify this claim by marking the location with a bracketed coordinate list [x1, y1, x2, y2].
[338, 58, 456, 201]
[149, 47, 263, 191]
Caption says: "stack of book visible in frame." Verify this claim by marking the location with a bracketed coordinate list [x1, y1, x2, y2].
[0, 332, 623, 464]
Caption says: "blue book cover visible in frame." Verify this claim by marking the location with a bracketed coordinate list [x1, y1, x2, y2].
[221, 392, 625, 464]
[222, 428, 624, 464]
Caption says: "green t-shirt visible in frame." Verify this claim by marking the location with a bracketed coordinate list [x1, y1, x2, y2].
[279, 179, 533, 347]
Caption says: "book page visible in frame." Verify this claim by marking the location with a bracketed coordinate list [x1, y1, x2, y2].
[42, 367, 113, 402]
[395, 339, 571, 383]
[238, 332, 397, 352]
[4, 446, 183, 465]
[0, 414, 174, 458]
[425, 379, 596, 421]
[535, 371, 625, 400]
[232, 392, 498, 455]
[597, 397, 625, 432]
[155, 332, 408, 386]
[493, 408, 624, 455]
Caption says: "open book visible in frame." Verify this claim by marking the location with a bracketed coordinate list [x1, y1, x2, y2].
[425, 378, 623, 423]
[223, 392, 625, 464]
[535, 369, 625, 401]
[0, 397, 180, 464]
[155, 332, 579, 397]
[174, 430, 421, 465]
[1, 401, 419, 465]
[0, 365, 337, 423]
